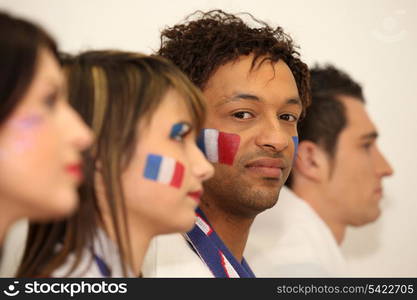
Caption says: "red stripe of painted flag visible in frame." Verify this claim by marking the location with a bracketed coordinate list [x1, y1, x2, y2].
[170, 161, 185, 188]
[218, 132, 240, 165]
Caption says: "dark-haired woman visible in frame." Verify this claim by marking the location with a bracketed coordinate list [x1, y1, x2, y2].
[0, 11, 92, 249]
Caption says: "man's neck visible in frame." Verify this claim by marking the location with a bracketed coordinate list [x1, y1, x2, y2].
[293, 185, 346, 245]
[325, 220, 346, 245]
[199, 202, 254, 262]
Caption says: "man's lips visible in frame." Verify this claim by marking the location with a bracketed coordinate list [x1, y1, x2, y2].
[375, 187, 383, 196]
[245, 158, 287, 178]
[188, 190, 203, 203]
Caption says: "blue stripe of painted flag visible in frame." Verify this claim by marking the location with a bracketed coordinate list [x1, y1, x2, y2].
[144, 154, 162, 180]
[170, 123, 184, 138]
[197, 130, 206, 156]
[292, 136, 299, 157]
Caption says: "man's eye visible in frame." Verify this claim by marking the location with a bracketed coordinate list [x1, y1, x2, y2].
[233, 111, 253, 119]
[279, 114, 298, 122]
[362, 143, 373, 150]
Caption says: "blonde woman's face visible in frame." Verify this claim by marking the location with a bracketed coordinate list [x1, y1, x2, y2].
[122, 88, 214, 234]
[0, 48, 93, 220]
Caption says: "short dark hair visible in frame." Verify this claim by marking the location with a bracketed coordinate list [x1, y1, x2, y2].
[157, 9, 311, 114]
[286, 64, 364, 187]
[0, 11, 58, 124]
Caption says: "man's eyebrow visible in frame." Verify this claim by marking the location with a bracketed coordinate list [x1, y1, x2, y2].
[360, 131, 379, 140]
[215, 93, 261, 107]
[233, 93, 261, 101]
[286, 97, 302, 107]
[216, 93, 302, 107]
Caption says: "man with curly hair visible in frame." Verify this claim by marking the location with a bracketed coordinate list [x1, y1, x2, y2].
[245, 65, 393, 277]
[142, 9, 310, 277]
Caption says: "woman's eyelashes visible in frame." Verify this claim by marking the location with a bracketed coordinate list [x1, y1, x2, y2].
[170, 122, 192, 141]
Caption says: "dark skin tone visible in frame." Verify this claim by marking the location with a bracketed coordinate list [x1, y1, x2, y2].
[200, 55, 301, 261]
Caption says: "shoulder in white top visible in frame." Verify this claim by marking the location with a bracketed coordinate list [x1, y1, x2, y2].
[52, 228, 134, 278]
[245, 186, 348, 277]
[142, 233, 213, 278]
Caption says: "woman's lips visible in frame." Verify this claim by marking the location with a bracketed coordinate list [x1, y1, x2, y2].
[188, 190, 203, 203]
[65, 163, 83, 181]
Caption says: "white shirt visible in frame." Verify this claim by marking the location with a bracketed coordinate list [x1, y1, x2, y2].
[52, 229, 133, 278]
[142, 233, 213, 278]
[245, 186, 348, 277]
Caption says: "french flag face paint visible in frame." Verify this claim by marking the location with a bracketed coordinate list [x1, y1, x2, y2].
[143, 154, 185, 188]
[0, 115, 43, 159]
[170, 122, 190, 141]
[197, 129, 240, 166]
[12, 115, 43, 129]
[292, 136, 299, 158]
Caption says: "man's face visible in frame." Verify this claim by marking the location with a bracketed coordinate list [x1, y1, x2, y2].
[324, 96, 393, 226]
[201, 55, 301, 217]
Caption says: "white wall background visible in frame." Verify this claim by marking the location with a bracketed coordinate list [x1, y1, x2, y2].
[0, 0, 416, 277]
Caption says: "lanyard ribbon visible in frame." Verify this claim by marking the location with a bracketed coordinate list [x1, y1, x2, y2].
[185, 207, 255, 278]
[93, 252, 111, 277]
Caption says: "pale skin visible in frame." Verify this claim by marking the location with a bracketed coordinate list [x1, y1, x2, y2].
[0, 48, 92, 244]
[96, 89, 213, 275]
[292, 96, 393, 244]
[200, 55, 301, 261]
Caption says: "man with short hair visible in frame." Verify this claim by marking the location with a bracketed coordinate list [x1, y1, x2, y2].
[142, 10, 310, 277]
[245, 65, 393, 277]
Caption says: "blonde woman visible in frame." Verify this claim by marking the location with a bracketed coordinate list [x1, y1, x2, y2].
[18, 51, 213, 277]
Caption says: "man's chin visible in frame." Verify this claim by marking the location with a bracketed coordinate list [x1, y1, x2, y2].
[352, 208, 381, 226]
[233, 172, 285, 204]
[246, 184, 281, 210]
[260, 176, 283, 184]
[202, 168, 285, 215]
[247, 176, 286, 192]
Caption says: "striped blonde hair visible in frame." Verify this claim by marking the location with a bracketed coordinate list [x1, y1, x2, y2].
[18, 50, 206, 277]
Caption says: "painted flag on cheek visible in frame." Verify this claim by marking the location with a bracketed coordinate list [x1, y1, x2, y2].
[143, 154, 185, 188]
[197, 129, 240, 165]
[292, 136, 299, 158]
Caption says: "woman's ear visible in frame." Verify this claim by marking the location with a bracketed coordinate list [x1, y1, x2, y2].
[293, 140, 330, 183]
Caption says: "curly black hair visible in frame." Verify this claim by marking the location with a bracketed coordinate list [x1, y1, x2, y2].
[158, 9, 311, 114]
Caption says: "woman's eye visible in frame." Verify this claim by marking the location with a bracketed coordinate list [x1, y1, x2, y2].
[44, 92, 58, 109]
[279, 114, 298, 122]
[232, 111, 254, 119]
[173, 134, 186, 142]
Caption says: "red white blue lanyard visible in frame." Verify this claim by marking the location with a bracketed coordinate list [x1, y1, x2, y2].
[93, 251, 111, 277]
[185, 207, 255, 278]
